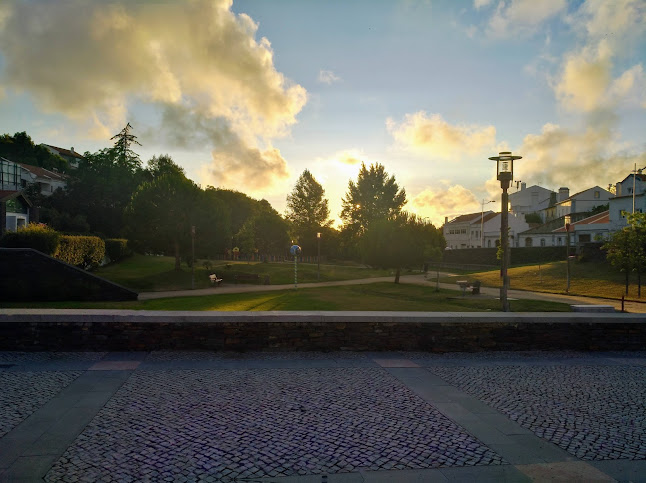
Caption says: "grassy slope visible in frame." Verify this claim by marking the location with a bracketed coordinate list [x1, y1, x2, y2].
[5, 283, 570, 312]
[452, 260, 637, 300]
[95, 255, 393, 291]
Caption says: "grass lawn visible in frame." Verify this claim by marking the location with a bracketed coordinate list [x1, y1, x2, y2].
[5, 283, 571, 312]
[444, 260, 639, 300]
[95, 254, 393, 291]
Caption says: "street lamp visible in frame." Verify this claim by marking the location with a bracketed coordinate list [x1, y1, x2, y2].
[317, 232, 321, 281]
[564, 214, 571, 293]
[489, 151, 522, 312]
[481, 199, 495, 248]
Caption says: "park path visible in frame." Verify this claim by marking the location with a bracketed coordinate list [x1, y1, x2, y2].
[138, 273, 646, 313]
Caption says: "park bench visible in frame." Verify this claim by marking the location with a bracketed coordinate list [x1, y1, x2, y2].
[233, 273, 261, 284]
[209, 274, 223, 286]
[456, 280, 481, 295]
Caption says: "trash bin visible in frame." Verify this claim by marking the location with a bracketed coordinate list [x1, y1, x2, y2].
[471, 280, 481, 295]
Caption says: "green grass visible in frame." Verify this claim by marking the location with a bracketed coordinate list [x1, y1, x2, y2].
[95, 254, 393, 291]
[5, 283, 571, 312]
[444, 260, 638, 300]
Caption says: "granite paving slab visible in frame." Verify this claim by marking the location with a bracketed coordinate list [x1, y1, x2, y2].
[0, 371, 83, 438]
[429, 364, 646, 461]
[45, 368, 505, 482]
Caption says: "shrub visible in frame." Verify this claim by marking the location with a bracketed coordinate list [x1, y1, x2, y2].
[105, 238, 131, 263]
[0, 223, 60, 255]
[54, 236, 105, 270]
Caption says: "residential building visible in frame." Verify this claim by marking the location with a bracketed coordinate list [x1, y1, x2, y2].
[609, 171, 646, 231]
[481, 212, 531, 248]
[0, 190, 31, 234]
[519, 211, 610, 248]
[508, 183, 554, 217]
[18, 163, 67, 196]
[541, 186, 611, 222]
[41, 144, 85, 169]
[443, 212, 495, 249]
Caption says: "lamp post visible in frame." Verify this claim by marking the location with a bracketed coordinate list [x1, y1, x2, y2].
[565, 214, 571, 293]
[191, 225, 196, 290]
[489, 151, 522, 312]
[317, 232, 321, 281]
[481, 199, 495, 248]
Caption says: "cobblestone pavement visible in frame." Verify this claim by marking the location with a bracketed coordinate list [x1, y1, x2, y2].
[45, 368, 504, 482]
[429, 364, 646, 461]
[0, 371, 82, 437]
[1, 351, 645, 482]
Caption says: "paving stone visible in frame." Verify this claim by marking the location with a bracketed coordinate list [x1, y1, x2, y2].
[44, 368, 504, 481]
[429, 364, 646, 461]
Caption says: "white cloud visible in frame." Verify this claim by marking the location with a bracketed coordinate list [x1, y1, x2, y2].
[318, 70, 341, 85]
[411, 184, 480, 226]
[387, 112, 497, 159]
[0, 0, 307, 191]
[486, 0, 566, 38]
[474, 0, 493, 9]
[518, 122, 646, 193]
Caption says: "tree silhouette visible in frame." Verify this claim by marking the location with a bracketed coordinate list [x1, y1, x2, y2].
[110, 123, 142, 170]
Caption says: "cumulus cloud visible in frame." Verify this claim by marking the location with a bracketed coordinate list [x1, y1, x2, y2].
[553, 0, 646, 113]
[411, 184, 480, 226]
[0, 0, 306, 191]
[318, 70, 341, 85]
[518, 122, 646, 192]
[474, 0, 493, 9]
[387, 112, 497, 159]
[486, 0, 566, 38]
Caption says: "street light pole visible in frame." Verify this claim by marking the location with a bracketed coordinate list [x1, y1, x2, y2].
[481, 199, 495, 248]
[191, 225, 196, 290]
[565, 214, 571, 293]
[317, 232, 321, 281]
[489, 151, 522, 312]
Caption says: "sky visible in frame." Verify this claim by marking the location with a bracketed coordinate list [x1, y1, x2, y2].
[0, 0, 645, 227]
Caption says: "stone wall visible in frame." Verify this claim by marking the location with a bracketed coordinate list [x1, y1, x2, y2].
[1, 312, 644, 352]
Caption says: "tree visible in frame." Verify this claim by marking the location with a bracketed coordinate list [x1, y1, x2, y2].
[0, 131, 68, 171]
[286, 169, 331, 253]
[145, 154, 185, 180]
[110, 123, 142, 171]
[340, 162, 407, 235]
[360, 212, 443, 283]
[605, 212, 646, 297]
[236, 211, 290, 260]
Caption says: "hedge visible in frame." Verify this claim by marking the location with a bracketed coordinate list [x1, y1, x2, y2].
[442, 246, 575, 266]
[0, 223, 60, 255]
[54, 235, 105, 270]
[105, 238, 131, 263]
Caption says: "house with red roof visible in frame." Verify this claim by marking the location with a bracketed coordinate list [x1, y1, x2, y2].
[41, 144, 85, 169]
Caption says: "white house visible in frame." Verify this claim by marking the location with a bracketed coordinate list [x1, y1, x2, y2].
[519, 211, 611, 248]
[509, 183, 554, 217]
[42, 144, 85, 169]
[609, 171, 646, 231]
[482, 212, 531, 248]
[19, 162, 68, 196]
[443, 212, 496, 249]
[541, 186, 611, 222]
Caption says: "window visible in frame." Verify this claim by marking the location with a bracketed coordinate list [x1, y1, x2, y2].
[557, 237, 562, 246]
[487, 240, 491, 247]
[594, 190, 600, 199]
[525, 237, 533, 247]
[540, 238, 546, 247]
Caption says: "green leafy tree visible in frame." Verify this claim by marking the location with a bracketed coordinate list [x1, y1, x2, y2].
[0, 131, 68, 171]
[145, 154, 185, 179]
[286, 169, 331, 253]
[110, 123, 142, 171]
[236, 210, 290, 260]
[604, 212, 646, 296]
[360, 212, 443, 283]
[340, 162, 407, 236]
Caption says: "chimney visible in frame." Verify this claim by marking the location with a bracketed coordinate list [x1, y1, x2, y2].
[70, 147, 74, 153]
[444, 216, 448, 225]
[616, 183, 621, 196]
[521, 182, 526, 190]
[558, 187, 569, 202]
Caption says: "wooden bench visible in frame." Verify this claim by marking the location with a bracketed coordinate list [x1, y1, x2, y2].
[209, 274, 223, 286]
[233, 273, 261, 284]
[456, 280, 481, 295]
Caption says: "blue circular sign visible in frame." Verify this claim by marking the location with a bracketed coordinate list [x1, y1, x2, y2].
[290, 245, 302, 256]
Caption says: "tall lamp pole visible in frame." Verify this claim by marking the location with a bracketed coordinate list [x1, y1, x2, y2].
[317, 232, 321, 281]
[565, 214, 571, 293]
[481, 199, 495, 248]
[191, 225, 196, 290]
[489, 151, 522, 312]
